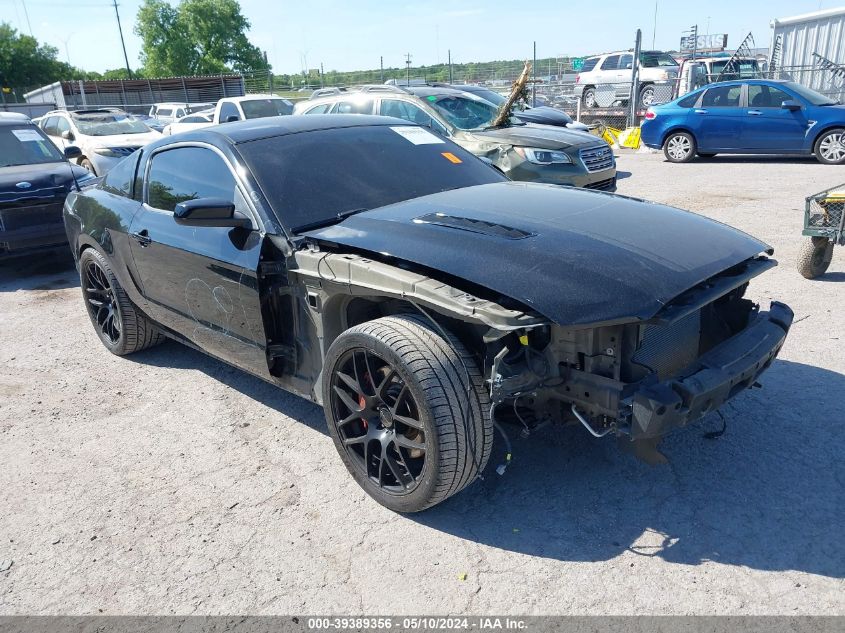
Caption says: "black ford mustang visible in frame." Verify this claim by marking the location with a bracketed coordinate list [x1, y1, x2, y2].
[64, 115, 792, 512]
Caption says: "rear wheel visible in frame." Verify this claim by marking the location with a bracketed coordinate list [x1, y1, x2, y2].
[638, 84, 656, 108]
[814, 128, 845, 165]
[664, 132, 696, 163]
[796, 237, 833, 279]
[322, 315, 492, 513]
[582, 87, 597, 109]
[79, 249, 165, 355]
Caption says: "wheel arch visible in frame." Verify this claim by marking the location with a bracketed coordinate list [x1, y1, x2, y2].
[810, 124, 845, 152]
[661, 126, 696, 147]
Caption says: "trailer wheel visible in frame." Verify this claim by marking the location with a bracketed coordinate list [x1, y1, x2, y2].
[797, 237, 833, 279]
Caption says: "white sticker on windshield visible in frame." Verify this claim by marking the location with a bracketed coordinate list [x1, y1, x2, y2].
[390, 126, 444, 145]
[12, 129, 44, 142]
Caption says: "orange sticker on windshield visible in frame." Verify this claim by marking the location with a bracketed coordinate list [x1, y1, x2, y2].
[441, 152, 462, 164]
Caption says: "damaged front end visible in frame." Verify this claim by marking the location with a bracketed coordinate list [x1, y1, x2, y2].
[487, 256, 793, 449]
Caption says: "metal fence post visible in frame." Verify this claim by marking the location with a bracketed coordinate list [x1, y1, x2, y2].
[629, 29, 642, 128]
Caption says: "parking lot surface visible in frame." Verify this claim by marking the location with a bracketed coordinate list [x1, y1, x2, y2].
[0, 151, 843, 615]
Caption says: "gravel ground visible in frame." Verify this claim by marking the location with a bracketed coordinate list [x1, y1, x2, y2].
[0, 151, 843, 615]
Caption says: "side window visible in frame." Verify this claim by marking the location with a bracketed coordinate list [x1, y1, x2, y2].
[580, 58, 599, 73]
[55, 117, 71, 135]
[101, 151, 140, 198]
[42, 116, 58, 136]
[331, 99, 373, 114]
[380, 99, 432, 126]
[157, 108, 172, 117]
[701, 85, 741, 107]
[175, 108, 185, 118]
[600, 55, 620, 71]
[146, 147, 237, 212]
[219, 102, 240, 121]
[748, 84, 792, 108]
[304, 103, 331, 114]
[618, 54, 633, 70]
[677, 92, 700, 108]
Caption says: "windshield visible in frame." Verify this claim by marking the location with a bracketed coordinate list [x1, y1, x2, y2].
[74, 114, 152, 136]
[783, 81, 839, 106]
[239, 125, 505, 233]
[0, 125, 65, 167]
[639, 51, 678, 67]
[428, 95, 504, 130]
[240, 98, 294, 119]
[710, 59, 759, 79]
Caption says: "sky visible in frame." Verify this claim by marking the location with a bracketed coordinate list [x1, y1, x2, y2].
[3, 0, 843, 75]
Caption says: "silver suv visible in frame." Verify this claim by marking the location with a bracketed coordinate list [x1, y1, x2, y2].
[294, 85, 616, 191]
[574, 50, 679, 108]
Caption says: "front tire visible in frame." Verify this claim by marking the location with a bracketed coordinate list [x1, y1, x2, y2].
[664, 131, 696, 163]
[814, 128, 845, 165]
[797, 237, 833, 279]
[79, 249, 165, 355]
[322, 315, 493, 513]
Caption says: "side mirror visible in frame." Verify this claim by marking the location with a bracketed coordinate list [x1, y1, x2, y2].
[225, 115, 240, 123]
[64, 146, 82, 159]
[781, 100, 801, 111]
[61, 130, 75, 141]
[173, 198, 250, 228]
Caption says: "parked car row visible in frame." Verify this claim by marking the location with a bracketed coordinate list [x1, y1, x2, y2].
[295, 84, 617, 190]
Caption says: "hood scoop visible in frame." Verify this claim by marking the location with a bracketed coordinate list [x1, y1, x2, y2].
[412, 212, 536, 240]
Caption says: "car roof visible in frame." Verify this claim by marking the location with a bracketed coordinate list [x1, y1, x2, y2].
[156, 114, 412, 145]
[405, 86, 470, 97]
[0, 112, 31, 123]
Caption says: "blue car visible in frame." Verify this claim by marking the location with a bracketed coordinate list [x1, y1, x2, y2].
[641, 79, 845, 165]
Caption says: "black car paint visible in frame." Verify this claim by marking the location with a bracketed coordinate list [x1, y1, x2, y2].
[1, 156, 91, 258]
[304, 182, 770, 327]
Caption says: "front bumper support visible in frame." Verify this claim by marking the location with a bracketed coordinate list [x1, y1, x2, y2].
[631, 302, 793, 438]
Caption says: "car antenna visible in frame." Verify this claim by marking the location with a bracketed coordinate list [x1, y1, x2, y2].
[65, 152, 82, 192]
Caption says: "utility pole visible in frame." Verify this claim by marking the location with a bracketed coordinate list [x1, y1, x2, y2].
[532, 41, 537, 107]
[112, 1, 133, 79]
[448, 49, 452, 83]
[405, 53, 412, 86]
[20, 0, 34, 37]
[320, 62, 324, 88]
[380, 56, 384, 83]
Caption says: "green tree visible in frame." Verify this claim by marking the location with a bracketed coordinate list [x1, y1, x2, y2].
[0, 22, 67, 91]
[135, 0, 269, 77]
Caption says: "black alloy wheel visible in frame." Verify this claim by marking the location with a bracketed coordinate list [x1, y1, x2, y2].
[83, 257, 122, 345]
[329, 348, 428, 494]
[78, 249, 164, 355]
[323, 315, 493, 513]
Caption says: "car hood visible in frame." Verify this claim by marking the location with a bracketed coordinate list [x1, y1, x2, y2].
[468, 123, 602, 150]
[79, 132, 161, 147]
[303, 182, 771, 326]
[0, 162, 90, 198]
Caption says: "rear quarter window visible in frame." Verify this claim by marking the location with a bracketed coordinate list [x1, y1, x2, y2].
[580, 58, 599, 73]
[677, 93, 700, 108]
[100, 151, 140, 198]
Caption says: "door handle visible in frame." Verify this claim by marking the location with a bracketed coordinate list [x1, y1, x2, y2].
[130, 229, 151, 247]
[747, 110, 763, 115]
[694, 109, 707, 114]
